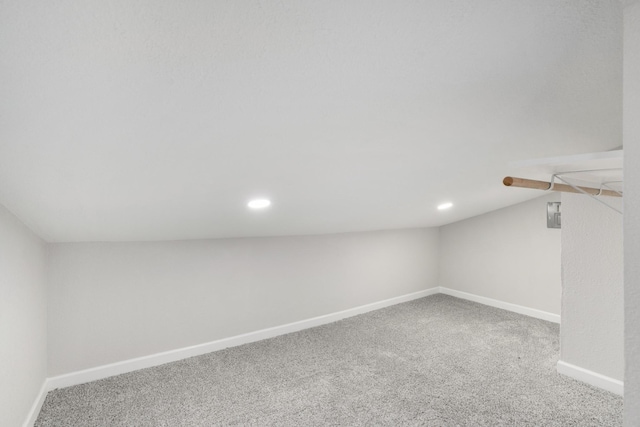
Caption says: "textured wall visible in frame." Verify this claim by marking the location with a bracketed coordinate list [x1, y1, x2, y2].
[47, 228, 439, 375]
[0, 204, 47, 427]
[624, 1, 640, 424]
[560, 194, 623, 381]
[438, 193, 561, 315]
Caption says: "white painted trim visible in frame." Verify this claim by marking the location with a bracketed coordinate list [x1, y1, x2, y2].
[23, 380, 48, 427]
[31, 285, 566, 426]
[46, 287, 439, 391]
[438, 287, 561, 323]
[557, 360, 624, 396]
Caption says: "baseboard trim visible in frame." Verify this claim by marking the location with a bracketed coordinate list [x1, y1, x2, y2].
[557, 360, 623, 396]
[438, 287, 561, 323]
[23, 380, 48, 427]
[46, 287, 440, 392]
[32, 286, 564, 425]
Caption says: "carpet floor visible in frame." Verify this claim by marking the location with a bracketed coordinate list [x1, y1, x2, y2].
[35, 294, 623, 426]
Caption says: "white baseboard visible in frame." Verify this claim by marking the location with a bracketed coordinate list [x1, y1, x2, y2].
[438, 287, 561, 324]
[28, 286, 565, 425]
[45, 287, 440, 392]
[557, 360, 624, 396]
[23, 380, 48, 427]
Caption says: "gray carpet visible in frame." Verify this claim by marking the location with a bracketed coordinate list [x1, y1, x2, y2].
[35, 295, 623, 426]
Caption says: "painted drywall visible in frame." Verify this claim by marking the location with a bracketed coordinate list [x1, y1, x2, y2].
[438, 193, 561, 315]
[624, 1, 640, 424]
[0, 204, 47, 427]
[0, 0, 623, 242]
[560, 193, 623, 382]
[47, 228, 439, 376]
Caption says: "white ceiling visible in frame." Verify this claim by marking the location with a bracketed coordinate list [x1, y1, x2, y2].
[511, 150, 623, 188]
[0, 0, 623, 242]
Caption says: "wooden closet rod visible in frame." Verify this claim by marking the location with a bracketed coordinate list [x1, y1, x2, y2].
[503, 176, 622, 197]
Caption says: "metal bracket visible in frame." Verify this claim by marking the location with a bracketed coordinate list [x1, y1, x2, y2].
[552, 170, 623, 215]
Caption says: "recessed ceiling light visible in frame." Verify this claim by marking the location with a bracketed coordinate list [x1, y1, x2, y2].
[437, 202, 453, 210]
[248, 199, 271, 209]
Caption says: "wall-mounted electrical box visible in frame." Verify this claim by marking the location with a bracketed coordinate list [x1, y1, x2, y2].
[547, 202, 561, 229]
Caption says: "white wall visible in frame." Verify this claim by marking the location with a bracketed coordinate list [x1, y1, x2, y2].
[47, 228, 439, 376]
[438, 193, 561, 315]
[0, 204, 48, 427]
[624, 1, 640, 424]
[560, 194, 624, 382]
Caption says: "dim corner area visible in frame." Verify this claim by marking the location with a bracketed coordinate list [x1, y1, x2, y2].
[1, 0, 639, 426]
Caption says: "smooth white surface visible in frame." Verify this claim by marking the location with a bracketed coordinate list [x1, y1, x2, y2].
[0, 204, 48, 427]
[439, 287, 560, 323]
[47, 227, 439, 375]
[0, 0, 623, 242]
[438, 193, 562, 316]
[46, 288, 439, 390]
[624, 2, 640, 424]
[557, 361, 624, 396]
[560, 193, 624, 382]
[511, 149, 623, 171]
[510, 149, 623, 188]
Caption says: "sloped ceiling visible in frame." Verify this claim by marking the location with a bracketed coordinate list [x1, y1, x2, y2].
[0, 0, 622, 242]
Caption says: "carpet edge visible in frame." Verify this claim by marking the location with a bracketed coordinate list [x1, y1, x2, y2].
[557, 360, 624, 396]
[438, 287, 561, 323]
[44, 287, 440, 392]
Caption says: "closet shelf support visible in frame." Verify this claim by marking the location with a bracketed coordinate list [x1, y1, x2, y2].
[502, 176, 622, 198]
